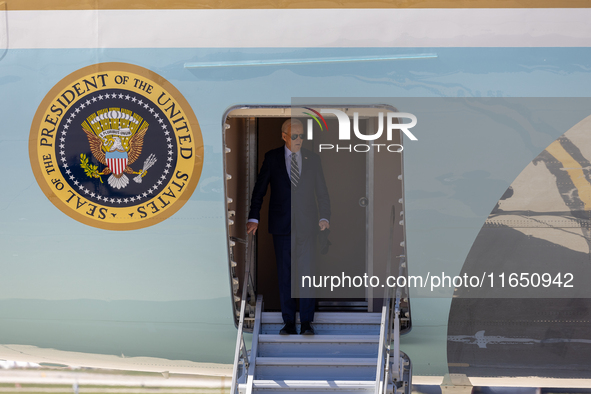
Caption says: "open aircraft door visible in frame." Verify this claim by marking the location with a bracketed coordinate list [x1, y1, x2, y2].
[222, 106, 412, 393]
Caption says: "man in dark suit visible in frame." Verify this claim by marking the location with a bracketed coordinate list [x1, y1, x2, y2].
[247, 118, 331, 335]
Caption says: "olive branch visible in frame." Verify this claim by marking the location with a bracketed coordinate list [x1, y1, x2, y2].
[80, 154, 103, 183]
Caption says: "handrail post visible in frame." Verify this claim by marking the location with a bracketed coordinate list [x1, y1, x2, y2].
[375, 279, 392, 394]
[375, 206, 405, 394]
[230, 298, 248, 394]
[246, 295, 263, 394]
[392, 294, 401, 383]
[230, 233, 256, 394]
[391, 256, 405, 383]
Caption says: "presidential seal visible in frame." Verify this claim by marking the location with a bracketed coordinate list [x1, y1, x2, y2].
[29, 63, 203, 230]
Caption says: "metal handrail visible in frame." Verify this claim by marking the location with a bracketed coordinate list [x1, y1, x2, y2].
[375, 206, 407, 394]
[375, 285, 392, 394]
[230, 233, 256, 394]
[375, 206, 396, 394]
[391, 257, 405, 384]
[245, 295, 263, 394]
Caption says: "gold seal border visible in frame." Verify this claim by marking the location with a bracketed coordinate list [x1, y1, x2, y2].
[29, 62, 204, 231]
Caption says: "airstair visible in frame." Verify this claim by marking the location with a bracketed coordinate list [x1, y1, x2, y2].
[230, 228, 412, 394]
[233, 304, 411, 394]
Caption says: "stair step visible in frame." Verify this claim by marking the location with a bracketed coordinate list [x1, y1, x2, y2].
[258, 335, 379, 358]
[239, 380, 375, 393]
[262, 312, 382, 324]
[261, 312, 382, 335]
[255, 357, 376, 380]
[259, 334, 379, 343]
[261, 323, 380, 335]
[256, 357, 377, 366]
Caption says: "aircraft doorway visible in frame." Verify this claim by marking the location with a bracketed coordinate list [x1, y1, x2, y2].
[223, 107, 407, 327]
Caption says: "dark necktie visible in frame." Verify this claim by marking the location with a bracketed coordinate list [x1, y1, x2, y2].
[290, 153, 300, 187]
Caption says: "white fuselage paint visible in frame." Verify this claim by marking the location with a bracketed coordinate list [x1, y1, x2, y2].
[4, 9, 591, 49]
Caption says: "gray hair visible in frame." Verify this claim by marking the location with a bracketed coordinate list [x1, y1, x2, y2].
[281, 118, 303, 134]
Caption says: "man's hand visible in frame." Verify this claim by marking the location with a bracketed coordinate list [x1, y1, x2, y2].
[247, 222, 259, 234]
[319, 219, 330, 231]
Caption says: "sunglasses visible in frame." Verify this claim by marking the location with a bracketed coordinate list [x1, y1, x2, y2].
[289, 134, 305, 140]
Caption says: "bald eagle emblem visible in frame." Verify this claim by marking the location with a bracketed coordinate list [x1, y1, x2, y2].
[81, 109, 157, 189]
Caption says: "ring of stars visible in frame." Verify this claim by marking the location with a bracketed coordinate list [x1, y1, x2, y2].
[59, 91, 176, 206]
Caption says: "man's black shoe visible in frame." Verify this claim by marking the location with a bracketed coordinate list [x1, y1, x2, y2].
[300, 322, 315, 335]
[279, 322, 297, 335]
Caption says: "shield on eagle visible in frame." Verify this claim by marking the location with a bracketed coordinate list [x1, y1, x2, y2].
[105, 150, 129, 176]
